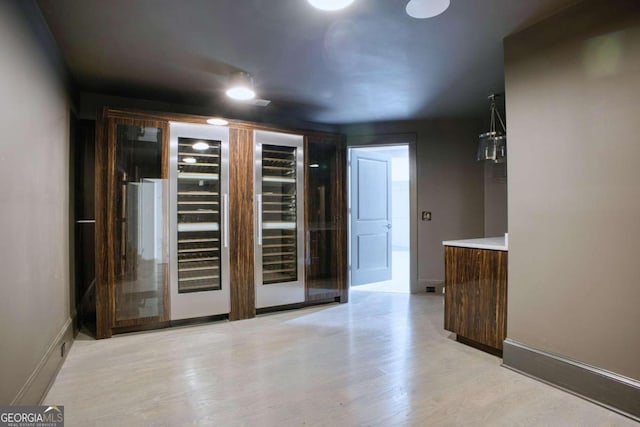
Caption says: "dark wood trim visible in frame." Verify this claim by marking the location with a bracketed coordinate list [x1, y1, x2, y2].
[102, 107, 335, 140]
[106, 118, 116, 330]
[94, 108, 111, 339]
[228, 128, 256, 320]
[111, 314, 229, 335]
[256, 298, 339, 315]
[503, 339, 640, 422]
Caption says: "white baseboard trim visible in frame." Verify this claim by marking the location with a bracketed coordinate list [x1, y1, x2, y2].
[502, 338, 640, 422]
[11, 316, 74, 405]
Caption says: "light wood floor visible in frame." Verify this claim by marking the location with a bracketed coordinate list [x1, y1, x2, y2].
[46, 291, 635, 426]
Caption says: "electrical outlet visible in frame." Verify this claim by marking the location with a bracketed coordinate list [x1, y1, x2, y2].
[421, 211, 432, 221]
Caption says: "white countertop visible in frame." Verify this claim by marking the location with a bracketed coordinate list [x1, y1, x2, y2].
[442, 236, 508, 251]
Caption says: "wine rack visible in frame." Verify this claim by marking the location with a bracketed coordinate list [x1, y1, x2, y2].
[177, 137, 221, 293]
[261, 145, 298, 284]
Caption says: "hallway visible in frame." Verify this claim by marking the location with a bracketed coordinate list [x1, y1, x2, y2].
[351, 249, 410, 293]
[45, 292, 633, 426]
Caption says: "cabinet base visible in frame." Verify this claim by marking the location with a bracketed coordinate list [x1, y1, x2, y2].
[111, 313, 229, 335]
[256, 297, 339, 315]
[456, 335, 503, 357]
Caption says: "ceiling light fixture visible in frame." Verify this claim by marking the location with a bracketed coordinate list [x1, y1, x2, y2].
[406, 0, 450, 19]
[308, 0, 355, 11]
[226, 71, 256, 101]
[477, 94, 506, 163]
[192, 141, 210, 151]
[206, 117, 229, 126]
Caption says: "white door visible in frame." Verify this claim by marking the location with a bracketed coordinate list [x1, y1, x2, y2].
[350, 149, 392, 286]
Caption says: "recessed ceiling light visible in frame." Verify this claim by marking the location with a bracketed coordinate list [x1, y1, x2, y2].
[406, 0, 450, 19]
[226, 86, 256, 100]
[308, 0, 355, 11]
[183, 157, 197, 164]
[226, 71, 256, 101]
[192, 141, 210, 151]
[207, 118, 229, 126]
[309, 163, 320, 168]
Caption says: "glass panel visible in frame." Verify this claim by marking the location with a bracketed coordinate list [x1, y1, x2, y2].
[114, 124, 167, 321]
[307, 141, 340, 297]
[262, 145, 297, 284]
[177, 137, 222, 293]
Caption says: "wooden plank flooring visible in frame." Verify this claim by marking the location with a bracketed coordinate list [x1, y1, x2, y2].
[45, 291, 635, 426]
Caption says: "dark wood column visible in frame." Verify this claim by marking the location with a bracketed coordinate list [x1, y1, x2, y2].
[229, 128, 256, 320]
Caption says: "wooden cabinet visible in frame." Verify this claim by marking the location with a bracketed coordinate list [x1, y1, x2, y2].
[95, 113, 171, 338]
[95, 108, 347, 338]
[444, 246, 508, 353]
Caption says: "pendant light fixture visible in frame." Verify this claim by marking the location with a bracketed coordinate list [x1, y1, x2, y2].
[226, 71, 256, 101]
[308, 0, 355, 11]
[477, 94, 506, 163]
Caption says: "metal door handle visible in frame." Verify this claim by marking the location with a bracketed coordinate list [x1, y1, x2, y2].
[223, 193, 229, 248]
[257, 194, 263, 245]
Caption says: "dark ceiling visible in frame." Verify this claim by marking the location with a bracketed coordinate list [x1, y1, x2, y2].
[37, 0, 577, 125]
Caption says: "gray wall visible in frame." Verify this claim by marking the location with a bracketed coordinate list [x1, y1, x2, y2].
[484, 162, 508, 236]
[0, 1, 71, 403]
[505, 0, 640, 380]
[342, 119, 485, 291]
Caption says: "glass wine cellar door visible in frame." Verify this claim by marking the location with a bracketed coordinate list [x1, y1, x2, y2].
[113, 122, 169, 323]
[254, 130, 305, 308]
[169, 122, 230, 319]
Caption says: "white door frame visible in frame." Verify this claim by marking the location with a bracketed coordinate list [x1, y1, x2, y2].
[348, 133, 418, 293]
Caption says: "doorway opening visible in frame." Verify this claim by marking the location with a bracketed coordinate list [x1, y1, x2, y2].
[349, 145, 410, 293]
